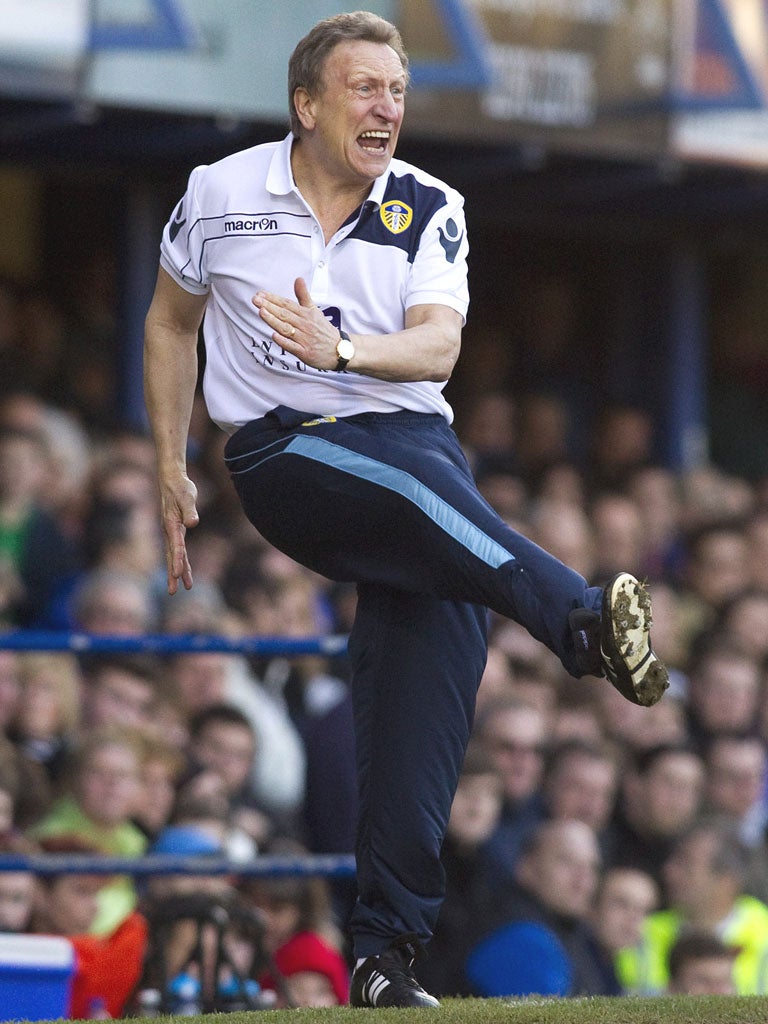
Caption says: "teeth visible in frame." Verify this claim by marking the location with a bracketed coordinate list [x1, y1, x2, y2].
[360, 131, 389, 139]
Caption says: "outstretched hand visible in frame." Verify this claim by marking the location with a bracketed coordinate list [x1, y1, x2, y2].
[252, 277, 341, 370]
[160, 474, 199, 595]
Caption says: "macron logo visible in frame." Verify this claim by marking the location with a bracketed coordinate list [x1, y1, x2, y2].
[224, 217, 278, 232]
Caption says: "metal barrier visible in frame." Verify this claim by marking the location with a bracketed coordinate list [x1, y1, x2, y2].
[0, 629, 354, 880]
[0, 853, 356, 877]
[0, 630, 348, 658]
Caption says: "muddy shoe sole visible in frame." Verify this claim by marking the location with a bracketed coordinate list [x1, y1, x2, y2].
[600, 572, 669, 707]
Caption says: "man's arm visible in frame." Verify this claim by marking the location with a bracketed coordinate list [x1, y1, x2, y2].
[253, 277, 463, 382]
[144, 266, 208, 594]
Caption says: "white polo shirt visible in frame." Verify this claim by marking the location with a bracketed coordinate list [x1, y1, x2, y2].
[159, 133, 469, 433]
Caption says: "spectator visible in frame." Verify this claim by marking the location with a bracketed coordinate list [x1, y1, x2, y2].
[11, 653, 82, 784]
[132, 735, 187, 843]
[69, 566, 156, 636]
[241, 839, 349, 1003]
[677, 522, 751, 648]
[168, 651, 306, 823]
[462, 819, 608, 997]
[595, 679, 690, 755]
[473, 697, 549, 880]
[515, 391, 572, 483]
[456, 390, 518, 478]
[262, 930, 350, 1008]
[619, 817, 768, 994]
[0, 727, 53, 831]
[589, 492, 645, 586]
[626, 464, 686, 584]
[532, 495, 598, 585]
[529, 499, 595, 585]
[187, 703, 265, 849]
[164, 767, 258, 866]
[685, 640, 762, 751]
[704, 734, 768, 847]
[541, 739, 620, 856]
[0, 833, 40, 933]
[29, 725, 147, 935]
[588, 404, 654, 493]
[241, 838, 345, 952]
[604, 742, 705, 886]
[715, 587, 768, 664]
[592, 867, 659, 994]
[0, 425, 79, 626]
[31, 835, 149, 1020]
[80, 655, 160, 735]
[667, 931, 737, 995]
[146, 821, 234, 901]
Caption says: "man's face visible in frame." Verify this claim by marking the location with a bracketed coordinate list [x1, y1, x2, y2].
[285, 971, 338, 1008]
[448, 772, 502, 848]
[672, 956, 736, 995]
[518, 822, 600, 919]
[193, 721, 256, 795]
[299, 40, 406, 185]
[77, 742, 142, 827]
[0, 872, 36, 932]
[547, 754, 617, 831]
[483, 707, 546, 804]
[46, 875, 104, 934]
[641, 753, 704, 836]
[88, 668, 155, 729]
[592, 869, 658, 955]
[663, 832, 719, 913]
[707, 738, 767, 818]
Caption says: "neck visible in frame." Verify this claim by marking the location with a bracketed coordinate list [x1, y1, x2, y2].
[291, 140, 372, 233]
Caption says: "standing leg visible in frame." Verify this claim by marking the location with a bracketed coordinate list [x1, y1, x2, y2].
[347, 583, 488, 957]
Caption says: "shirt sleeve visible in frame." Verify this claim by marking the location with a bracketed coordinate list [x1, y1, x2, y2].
[405, 188, 469, 321]
[159, 164, 210, 295]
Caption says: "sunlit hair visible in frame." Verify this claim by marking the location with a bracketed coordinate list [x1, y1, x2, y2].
[17, 653, 82, 735]
[287, 10, 409, 136]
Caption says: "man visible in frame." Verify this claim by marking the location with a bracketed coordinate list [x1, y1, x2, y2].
[473, 697, 549, 880]
[32, 836, 148, 1020]
[592, 867, 659, 994]
[462, 819, 609, 997]
[618, 817, 768, 994]
[143, 11, 668, 1008]
[603, 742, 705, 886]
[667, 931, 737, 995]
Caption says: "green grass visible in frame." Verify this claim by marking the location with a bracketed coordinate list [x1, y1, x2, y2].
[84, 994, 768, 1024]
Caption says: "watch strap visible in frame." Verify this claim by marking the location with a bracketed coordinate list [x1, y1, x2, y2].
[335, 330, 352, 372]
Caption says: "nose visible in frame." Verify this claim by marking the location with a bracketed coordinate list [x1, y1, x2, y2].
[374, 89, 400, 122]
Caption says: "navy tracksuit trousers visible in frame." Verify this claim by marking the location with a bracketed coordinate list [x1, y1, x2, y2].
[224, 406, 602, 957]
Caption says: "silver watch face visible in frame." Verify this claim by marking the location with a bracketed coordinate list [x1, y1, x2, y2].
[337, 337, 355, 360]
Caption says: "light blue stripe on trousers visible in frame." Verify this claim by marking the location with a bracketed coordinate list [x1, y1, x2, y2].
[284, 434, 514, 570]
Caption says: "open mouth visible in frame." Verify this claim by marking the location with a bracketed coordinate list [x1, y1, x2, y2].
[358, 130, 390, 152]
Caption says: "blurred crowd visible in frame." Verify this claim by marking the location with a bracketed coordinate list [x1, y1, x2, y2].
[2, 276, 768, 1010]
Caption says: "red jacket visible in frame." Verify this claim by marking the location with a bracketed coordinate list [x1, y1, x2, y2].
[68, 912, 148, 1019]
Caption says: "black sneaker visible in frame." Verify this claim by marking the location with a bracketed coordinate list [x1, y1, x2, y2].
[600, 572, 669, 707]
[350, 938, 440, 1008]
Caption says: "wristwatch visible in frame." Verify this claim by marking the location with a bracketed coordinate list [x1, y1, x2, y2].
[335, 330, 355, 372]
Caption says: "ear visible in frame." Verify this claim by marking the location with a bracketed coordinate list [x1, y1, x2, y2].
[293, 87, 316, 131]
